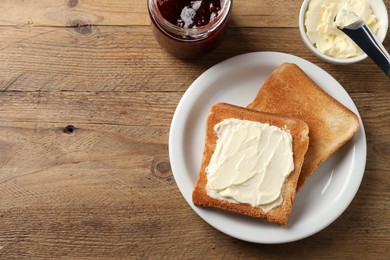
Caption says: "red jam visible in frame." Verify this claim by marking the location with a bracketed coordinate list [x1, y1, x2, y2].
[157, 0, 222, 28]
[148, 0, 231, 59]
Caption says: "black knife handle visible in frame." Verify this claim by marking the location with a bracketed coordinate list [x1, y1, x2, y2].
[342, 25, 390, 77]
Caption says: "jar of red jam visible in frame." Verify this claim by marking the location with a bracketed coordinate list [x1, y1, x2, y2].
[147, 0, 232, 59]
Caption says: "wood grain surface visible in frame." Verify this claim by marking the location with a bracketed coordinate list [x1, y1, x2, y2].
[0, 0, 389, 258]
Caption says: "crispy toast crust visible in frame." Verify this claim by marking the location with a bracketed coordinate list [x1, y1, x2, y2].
[247, 63, 360, 190]
[192, 103, 309, 225]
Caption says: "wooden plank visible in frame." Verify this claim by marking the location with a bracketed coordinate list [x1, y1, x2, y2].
[0, 25, 202, 92]
[0, 0, 298, 27]
[0, 0, 149, 27]
[1, 0, 389, 27]
[0, 122, 170, 203]
[0, 26, 389, 93]
[0, 91, 181, 126]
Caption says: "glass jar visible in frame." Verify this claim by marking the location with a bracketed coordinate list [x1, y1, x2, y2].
[147, 0, 232, 59]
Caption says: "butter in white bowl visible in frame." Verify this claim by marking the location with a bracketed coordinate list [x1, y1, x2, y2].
[299, 0, 389, 64]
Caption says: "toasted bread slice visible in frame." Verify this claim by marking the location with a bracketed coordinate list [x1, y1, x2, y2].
[247, 63, 360, 190]
[192, 103, 309, 225]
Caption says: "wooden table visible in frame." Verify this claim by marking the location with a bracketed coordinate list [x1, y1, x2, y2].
[0, 0, 389, 258]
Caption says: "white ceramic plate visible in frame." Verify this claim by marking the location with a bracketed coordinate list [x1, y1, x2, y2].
[169, 52, 367, 244]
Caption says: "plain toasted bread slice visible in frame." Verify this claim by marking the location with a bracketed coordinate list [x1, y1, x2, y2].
[247, 63, 360, 190]
[192, 103, 309, 225]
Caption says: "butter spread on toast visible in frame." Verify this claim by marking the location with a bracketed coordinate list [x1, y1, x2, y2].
[206, 118, 294, 212]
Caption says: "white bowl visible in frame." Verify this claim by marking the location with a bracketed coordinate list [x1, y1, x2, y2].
[299, 0, 389, 64]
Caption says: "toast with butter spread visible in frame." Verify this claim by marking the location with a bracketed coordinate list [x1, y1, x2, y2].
[192, 103, 309, 225]
[247, 63, 360, 190]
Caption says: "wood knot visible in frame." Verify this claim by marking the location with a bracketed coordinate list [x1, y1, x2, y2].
[67, 0, 79, 8]
[69, 19, 93, 35]
[151, 157, 172, 181]
[63, 125, 79, 134]
[75, 25, 92, 35]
